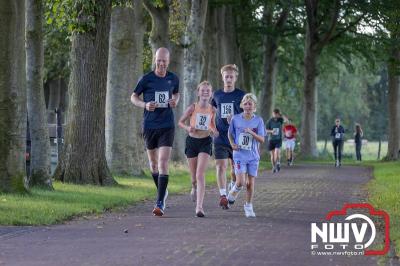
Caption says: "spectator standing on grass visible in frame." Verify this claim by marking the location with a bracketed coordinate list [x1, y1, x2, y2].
[354, 123, 363, 161]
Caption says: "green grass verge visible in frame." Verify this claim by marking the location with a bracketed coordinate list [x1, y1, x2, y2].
[366, 161, 400, 255]
[0, 167, 216, 225]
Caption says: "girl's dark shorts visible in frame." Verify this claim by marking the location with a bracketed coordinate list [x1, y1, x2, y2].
[143, 127, 175, 150]
[185, 136, 213, 158]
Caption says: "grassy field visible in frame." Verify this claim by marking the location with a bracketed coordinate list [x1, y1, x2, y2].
[0, 166, 216, 225]
[316, 140, 388, 161]
[367, 161, 400, 256]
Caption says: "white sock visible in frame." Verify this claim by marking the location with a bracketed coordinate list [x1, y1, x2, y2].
[245, 202, 253, 208]
[219, 188, 227, 196]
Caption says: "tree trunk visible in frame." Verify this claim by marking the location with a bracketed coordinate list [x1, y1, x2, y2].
[386, 47, 400, 160]
[259, 4, 288, 123]
[182, 0, 208, 108]
[143, 0, 170, 54]
[0, 0, 27, 193]
[216, 6, 228, 66]
[46, 79, 61, 123]
[202, 5, 220, 89]
[106, 3, 145, 176]
[26, 0, 52, 188]
[260, 39, 278, 122]
[241, 55, 254, 93]
[53, 0, 116, 185]
[300, 31, 320, 157]
[223, 6, 236, 63]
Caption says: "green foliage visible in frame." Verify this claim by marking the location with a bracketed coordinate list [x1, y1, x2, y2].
[317, 55, 380, 140]
[44, 0, 112, 35]
[168, 0, 189, 45]
[43, 1, 71, 81]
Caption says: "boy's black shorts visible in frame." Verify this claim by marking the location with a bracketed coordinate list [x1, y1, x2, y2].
[268, 139, 282, 151]
[213, 143, 233, 160]
[185, 136, 213, 158]
[143, 127, 175, 150]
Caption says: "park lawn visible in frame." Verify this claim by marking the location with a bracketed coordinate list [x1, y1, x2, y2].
[367, 161, 400, 255]
[0, 167, 215, 225]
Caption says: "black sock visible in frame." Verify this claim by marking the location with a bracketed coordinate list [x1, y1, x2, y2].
[151, 172, 159, 188]
[157, 174, 169, 203]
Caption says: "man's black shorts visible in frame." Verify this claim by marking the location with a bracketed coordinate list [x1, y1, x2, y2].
[185, 136, 212, 158]
[214, 143, 233, 160]
[143, 127, 175, 150]
[268, 139, 282, 151]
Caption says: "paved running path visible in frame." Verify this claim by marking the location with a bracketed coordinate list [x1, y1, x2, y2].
[0, 164, 380, 266]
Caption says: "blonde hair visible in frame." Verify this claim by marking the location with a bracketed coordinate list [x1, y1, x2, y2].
[195, 81, 212, 102]
[240, 93, 257, 109]
[196, 80, 212, 91]
[220, 64, 239, 76]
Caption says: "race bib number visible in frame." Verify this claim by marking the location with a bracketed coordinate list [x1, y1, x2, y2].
[335, 133, 341, 139]
[272, 128, 280, 135]
[238, 133, 253, 150]
[155, 91, 169, 108]
[195, 113, 211, 130]
[221, 103, 234, 118]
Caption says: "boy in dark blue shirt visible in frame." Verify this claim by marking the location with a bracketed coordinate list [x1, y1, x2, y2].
[211, 64, 245, 209]
[131, 48, 180, 216]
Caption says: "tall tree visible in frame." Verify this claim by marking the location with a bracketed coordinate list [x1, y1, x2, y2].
[202, 4, 220, 88]
[26, 0, 52, 188]
[0, 0, 27, 193]
[300, 0, 365, 157]
[383, 1, 400, 160]
[202, 2, 244, 89]
[182, 0, 208, 107]
[53, 0, 116, 185]
[106, 1, 146, 175]
[143, 0, 170, 54]
[259, 2, 289, 122]
[386, 44, 400, 160]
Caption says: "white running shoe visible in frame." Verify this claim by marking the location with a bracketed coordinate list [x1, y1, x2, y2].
[244, 203, 256, 218]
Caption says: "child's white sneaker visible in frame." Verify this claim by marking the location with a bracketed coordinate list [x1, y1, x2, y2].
[244, 203, 256, 218]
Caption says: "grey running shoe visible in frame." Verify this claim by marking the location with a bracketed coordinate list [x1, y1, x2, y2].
[276, 163, 281, 172]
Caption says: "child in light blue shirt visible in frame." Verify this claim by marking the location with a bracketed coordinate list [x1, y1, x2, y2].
[228, 93, 266, 217]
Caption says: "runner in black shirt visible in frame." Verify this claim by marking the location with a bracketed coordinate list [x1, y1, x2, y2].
[330, 118, 345, 167]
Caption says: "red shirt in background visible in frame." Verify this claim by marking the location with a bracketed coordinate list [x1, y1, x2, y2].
[283, 124, 297, 139]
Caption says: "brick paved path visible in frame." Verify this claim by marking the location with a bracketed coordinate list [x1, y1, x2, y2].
[0, 164, 380, 265]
